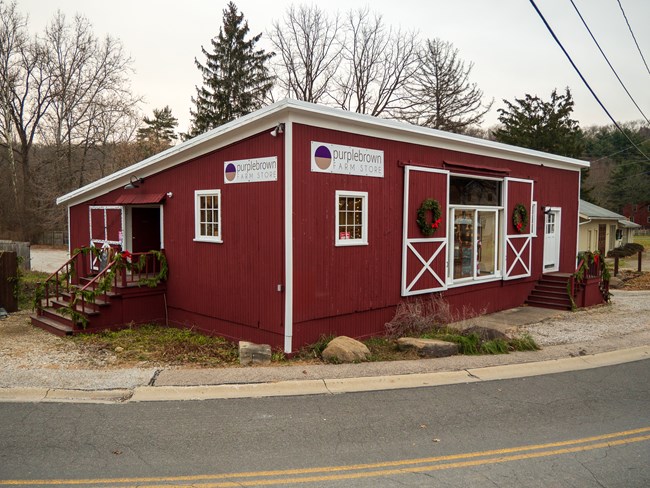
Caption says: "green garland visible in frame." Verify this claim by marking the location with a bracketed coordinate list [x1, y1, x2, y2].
[512, 203, 528, 233]
[416, 198, 442, 237]
[36, 247, 168, 329]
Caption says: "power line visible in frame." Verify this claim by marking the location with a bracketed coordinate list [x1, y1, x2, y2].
[528, 0, 650, 163]
[569, 0, 649, 125]
[616, 0, 650, 76]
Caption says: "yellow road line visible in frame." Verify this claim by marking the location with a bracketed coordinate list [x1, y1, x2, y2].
[1, 427, 649, 486]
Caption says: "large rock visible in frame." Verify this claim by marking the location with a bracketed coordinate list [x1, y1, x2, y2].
[322, 336, 370, 363]
[608, 276, 623, 289]
[397, 338, 459, 358]
[239, 341, 272, 366]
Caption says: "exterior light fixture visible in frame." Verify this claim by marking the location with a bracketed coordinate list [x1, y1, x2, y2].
[124, 175, 144, 189]
[270, 123, 284, 137]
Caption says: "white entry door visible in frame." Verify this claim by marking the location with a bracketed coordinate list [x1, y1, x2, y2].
[543, 209, 561, 272]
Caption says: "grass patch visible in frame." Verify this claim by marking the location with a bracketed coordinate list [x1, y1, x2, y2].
[72, 324, 239, 367]
[16, 269, 49, 310]
[422, 330, 539, 355]
[632, 235, 650, 248]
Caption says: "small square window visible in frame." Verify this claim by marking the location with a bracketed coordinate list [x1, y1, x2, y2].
[335, 191, 368, 246]
[194, 190, 222, 243]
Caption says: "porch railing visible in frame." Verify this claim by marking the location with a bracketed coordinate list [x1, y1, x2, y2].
[37, 248, 167, 319]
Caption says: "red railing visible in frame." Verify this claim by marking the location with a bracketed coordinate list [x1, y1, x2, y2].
[76, 251, 166, 314]
[569, 255, 609, 306]
[38, 248, 166, 320]
[38, 249, 84, 314]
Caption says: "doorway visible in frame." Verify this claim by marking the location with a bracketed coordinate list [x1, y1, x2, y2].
[129, 207, 162, 253]
[543, 209, 561, 272]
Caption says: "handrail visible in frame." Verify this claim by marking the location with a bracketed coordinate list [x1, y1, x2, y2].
[73, 250, 166, 315]
[38, 249, 83, 313]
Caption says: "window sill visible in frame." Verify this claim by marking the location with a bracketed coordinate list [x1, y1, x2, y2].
[335, 240, 368, 247]
[193, 237, 223, 244]
[447, 275, 502, 289]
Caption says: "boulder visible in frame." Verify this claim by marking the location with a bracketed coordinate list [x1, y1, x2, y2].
[322, 336, 370, 363]
[239, 341, 272, 366]
[608, 276, 623, 289]
[397, 338, 459, 358]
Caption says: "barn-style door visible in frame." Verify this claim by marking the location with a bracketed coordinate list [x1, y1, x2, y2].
[89, 206, 124, 271]
[401, 166, 449, 296]
[503, 177, 534, 280]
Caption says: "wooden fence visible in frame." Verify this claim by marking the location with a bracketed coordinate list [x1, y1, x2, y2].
[0, 251, 18, 312]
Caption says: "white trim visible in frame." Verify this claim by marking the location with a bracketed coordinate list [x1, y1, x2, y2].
[57, 99, 588, 208]
[503, 177, 534, 280]
[531, 201, 538, 237]
[401, 166, 449, 296]
[335, 190, 369, 246]
[284, 121, 293, 354]
[66, 206, 71, 256]
[194, 190, 222, 243]
[544, 207, 562, 272]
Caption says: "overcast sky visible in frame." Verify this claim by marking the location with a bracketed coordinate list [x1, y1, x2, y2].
[15, 0, 650, 134]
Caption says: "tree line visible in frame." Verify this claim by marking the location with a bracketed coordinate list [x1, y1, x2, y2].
[1, 0, 646, 242]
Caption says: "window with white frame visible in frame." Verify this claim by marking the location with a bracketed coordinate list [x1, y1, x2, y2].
[449, 176, 502, 283]
[194, 190, 222, 242]
[335, 190, 368, 246]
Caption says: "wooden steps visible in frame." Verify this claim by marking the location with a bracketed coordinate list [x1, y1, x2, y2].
[526, 273, 573, 311]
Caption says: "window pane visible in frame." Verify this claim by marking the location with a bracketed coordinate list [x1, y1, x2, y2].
[353, 226, 361, 239]
[449, 177, 501, 205]
[453, 209, 474, 279]
[477, 211, 496, 276]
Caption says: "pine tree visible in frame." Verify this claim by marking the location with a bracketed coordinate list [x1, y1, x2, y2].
[137, 106, 178, 158]
[493, 88, 583, 158]
[186, 2, 274, 138]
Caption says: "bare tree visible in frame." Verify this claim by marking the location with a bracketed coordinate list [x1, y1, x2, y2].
[268, 4, 342, 103]
[0, 1, 54, 239]
[399, 38, 492, 133]
[41, 11, 140, 190]
[332, 7, 419, 116]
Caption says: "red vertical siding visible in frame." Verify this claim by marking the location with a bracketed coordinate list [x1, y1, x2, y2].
[70, 129, 286, 348]
[291, 123, 581, 347]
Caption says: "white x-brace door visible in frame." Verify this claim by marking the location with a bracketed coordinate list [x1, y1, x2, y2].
[401, 166, 449, 296]
[503, 177, 534, 280]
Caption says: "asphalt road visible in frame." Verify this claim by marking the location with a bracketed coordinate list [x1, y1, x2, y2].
[1, 360, 649, 487]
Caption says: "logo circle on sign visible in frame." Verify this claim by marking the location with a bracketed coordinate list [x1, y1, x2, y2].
[225, 163, 237, 182]
[314, 145, 332, 170]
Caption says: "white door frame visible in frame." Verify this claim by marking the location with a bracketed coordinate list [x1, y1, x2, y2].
[543, 207, 561, 272]
[124, 204, 165, 252]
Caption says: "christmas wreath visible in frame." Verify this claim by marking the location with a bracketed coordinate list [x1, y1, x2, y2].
[512, 203, 529, 233]
[416, 198, 442, 236]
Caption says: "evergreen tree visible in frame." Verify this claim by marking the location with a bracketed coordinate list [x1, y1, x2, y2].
[137, 106, 178, 158]
[186, 2, 273, 138]
[494, 88, 583, 158]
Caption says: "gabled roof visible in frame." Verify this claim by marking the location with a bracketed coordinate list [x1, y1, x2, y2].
[579, 199, 642, 228]
[579, 200, 624, 220]
[58, 99, 589, 207]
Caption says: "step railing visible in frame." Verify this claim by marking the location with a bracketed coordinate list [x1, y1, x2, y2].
[568, 252, 610, 308]
[75, 251, 168, 314]
[37, 249, 168, 327]
[37, 249, 84, 314]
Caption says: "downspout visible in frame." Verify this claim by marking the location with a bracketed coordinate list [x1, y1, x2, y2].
[283, 120, 294, 354]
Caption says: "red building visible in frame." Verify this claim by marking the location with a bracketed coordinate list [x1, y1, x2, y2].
[622, 202, 650, 229]
[46, 100, 595, 352]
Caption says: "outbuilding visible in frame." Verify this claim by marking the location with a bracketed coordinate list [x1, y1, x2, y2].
[579, 199, 641, 254]
[43, 99, 603, 352]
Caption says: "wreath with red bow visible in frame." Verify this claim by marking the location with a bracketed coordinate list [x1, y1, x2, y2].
[512, 203, 529, 233]
[416, 198, 442, 236]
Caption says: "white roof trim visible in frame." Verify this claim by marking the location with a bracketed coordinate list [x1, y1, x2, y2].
[58, 98, 589, 207]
